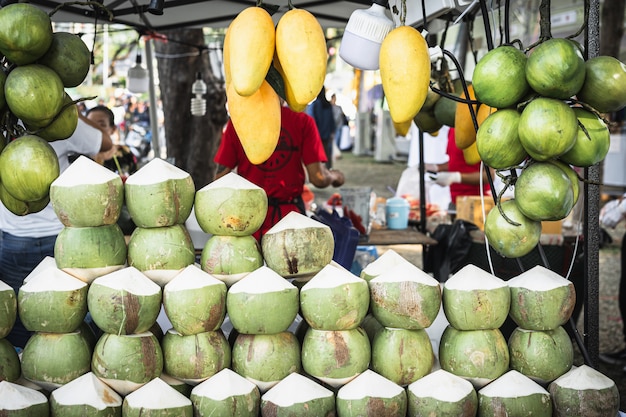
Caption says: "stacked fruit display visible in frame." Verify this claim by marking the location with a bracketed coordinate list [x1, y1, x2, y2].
[124, 158, 196, 287]
[439, 264, 510, 389]
[0, 280, 18, 383]
[196, 172, 266, 287]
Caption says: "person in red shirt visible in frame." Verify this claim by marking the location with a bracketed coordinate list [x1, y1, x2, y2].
[214, 104, 345, 240]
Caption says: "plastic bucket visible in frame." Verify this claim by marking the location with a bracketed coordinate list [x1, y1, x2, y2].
[386, 197, 410, 230]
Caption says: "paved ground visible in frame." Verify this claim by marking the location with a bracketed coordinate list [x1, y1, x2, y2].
[311, 151, 626, 405]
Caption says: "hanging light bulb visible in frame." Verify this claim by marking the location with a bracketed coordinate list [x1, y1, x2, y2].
[191, 72, 207, 117]
[127, 48, 149, 93]
[339, 0, 395, 71]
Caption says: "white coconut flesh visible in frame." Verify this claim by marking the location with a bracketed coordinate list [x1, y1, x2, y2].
[262, 372, 334, 406]
[338, 369, 404, 400]
[192, 368, 258, 401]
[125, 157, 191, 185]
[21, 263, 87, 292]
[23, 256, 56, 283]
[508, 265, 571, 291]
[228, 266, 297, 294]
[52, 155, 120, 186]
[552, 364, 614, 390]
[207, 171, 262, 190]
[0, 280, 12, 292]
[479, 370, 549, 398]
[408, 369, 476, 402]
[302, 263, 365, 290]
[265, 211, 329, 234]
[360, 249, 409, 280]
[445, 264, 507, 290]
[371, 261, 440, 286]
[0, 381, 48, 410]
[165, 264, 225, 292]
[92, 266, 161, 296]
[50, 372, 122, 408]
[124, 377, 192, 409]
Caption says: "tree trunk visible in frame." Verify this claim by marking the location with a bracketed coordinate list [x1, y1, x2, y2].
[154, 29, 228, 190]
[600, 0, 625, 58]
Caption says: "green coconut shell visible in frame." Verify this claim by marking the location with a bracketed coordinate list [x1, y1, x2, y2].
[190, 368, 260, 417]
[336, 369, 407, 417]
[122, 378, 192, 417]
[0, 338, 20, 383]
[260, 372, 335, 417]
[0, 380, 50, 416]
[0, 281, 17, 339]
[49, 372, 123, 417]
[407, 369, 478, 417]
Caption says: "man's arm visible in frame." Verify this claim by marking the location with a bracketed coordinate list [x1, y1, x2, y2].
[305, 162, 344, 188]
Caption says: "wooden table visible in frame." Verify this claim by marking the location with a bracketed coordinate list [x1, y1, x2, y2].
[362, 226, 438, 246]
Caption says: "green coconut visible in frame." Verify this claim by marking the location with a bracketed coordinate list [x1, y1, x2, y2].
[22, 256, 56, 284]
[336, 369, 407, 417]
[194, 172, 268, 236]
[360, 249, 408, 282]
[50, 155, 124, 227]
[161, 329, 231, 385]
[301, 327, 371, 388]
[124, 158, 195, 228]
[21, 331, 91, 391]
[160, 373, 192, 397]
[371, 327, 434, 387]
[549, 364, 620, 417]
[123, 377, 193, 416]
[360, 313, 384, 345]
[88, 266, 163, 335]
[300, 263, 370, 331]
[226, 266, 299, 335]
[18, 265, 87, 333]
[260, 372, 335, 417]
[508, 326, 573, 384]
[0, 381, 49, 416]
[54, 224, 127, 284]
[407, 369, 478, 417]
[200, 235, 263, 287]
[0, 338, 20, 383]
[508, 265, 576, 331]
[163, 264, 227, 335]
[443, 264, 510, 330]
[0, 280, 17, 338]
[190, 368, 260, 417]
[49, 372, 123, 417]
[478, 370, 552, 417]
[91, 332, 163, 396]
[261, 211, 334, 279]
[127, 224, 196, 286]
[439, 326, 509, 388]
[369, 261, 441, 330]
[231, 332, 301, 393]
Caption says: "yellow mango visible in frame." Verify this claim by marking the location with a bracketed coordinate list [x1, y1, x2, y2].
[462, 140, 481, 165]
[223, 23, 231, 86]
[228, 7, 275, 97]
[393, 119, 412, 137]
[276, 8, 327, 106]
[380, 26, 431, 124]
[273, 51, 308, 112]
[226, 80, 281, 165]
[454, 85, 478, 150]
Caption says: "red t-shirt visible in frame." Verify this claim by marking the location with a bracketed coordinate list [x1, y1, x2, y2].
[214, 105, 327, 238]
[447, 128, 490, 205]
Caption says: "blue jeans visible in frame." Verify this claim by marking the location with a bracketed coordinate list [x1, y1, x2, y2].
[0, 232, 56, 348]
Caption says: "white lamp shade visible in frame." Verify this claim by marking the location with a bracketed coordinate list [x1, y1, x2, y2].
[127, 64, 149, 93]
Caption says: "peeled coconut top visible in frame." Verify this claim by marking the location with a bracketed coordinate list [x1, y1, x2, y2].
[262, 373, 333, 406]
[552, 365, 614, 390]
[445, 264, 507, 291]
[21, 264, 87, 292]
[228, 266, 296, 294]
[338, 370, 403, 400]
[92, 266, 161, 296]
[0, 381, 48, 409]
[201, 171, 262, 191]
[23, 256, 57, 284]
[51, 372, 122, 408]
[508, 265, 571, 291]
[479, 370, 549, 397]
[125, 157, 191, 185]
[265, 211, 330, 234]
[125, 377, 192, 408]
[165, 264, 225, 292]
[52, 155, 120, 186]
[370, 261, 439, 286]
[192, 368, 258, 401]
[407, 369, 475, 402]
[361, 250, 408, 277]
[302, 263, 365, 290]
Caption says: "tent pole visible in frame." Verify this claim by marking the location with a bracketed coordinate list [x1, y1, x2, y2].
[145, 38, 162, 160]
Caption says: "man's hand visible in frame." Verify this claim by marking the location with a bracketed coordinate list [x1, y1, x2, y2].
[330, 169, 345, 187]
[429, 171, 462, 187]
[600, 197, 626, 229]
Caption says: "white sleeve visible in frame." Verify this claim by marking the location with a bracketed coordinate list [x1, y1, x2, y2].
[65, 118, 103, 157]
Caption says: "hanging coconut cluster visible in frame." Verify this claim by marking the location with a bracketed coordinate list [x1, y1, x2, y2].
[195, 172, 266, 287]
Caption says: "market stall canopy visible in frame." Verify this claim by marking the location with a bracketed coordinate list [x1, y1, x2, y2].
[26, 0, 376, 30]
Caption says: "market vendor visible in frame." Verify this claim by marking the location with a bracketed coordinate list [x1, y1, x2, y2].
[214, 102, 345, 241]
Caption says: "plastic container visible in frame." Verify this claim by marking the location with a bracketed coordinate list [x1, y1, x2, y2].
[385, 197, 410, 230]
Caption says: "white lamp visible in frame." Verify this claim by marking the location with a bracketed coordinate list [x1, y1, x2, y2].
[339, 0, 395, 71]
[127, 50, 149, 94]
[190, 72, 207, 117]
